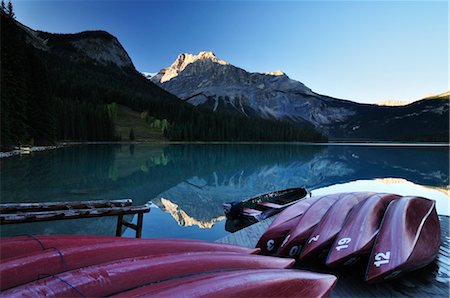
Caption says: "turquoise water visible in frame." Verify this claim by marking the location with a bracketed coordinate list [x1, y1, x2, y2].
[1, 143, 448, 240]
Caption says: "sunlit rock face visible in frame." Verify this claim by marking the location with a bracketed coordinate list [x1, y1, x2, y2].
[376, 100, 410, 106]
[151, 51, 356, 128]
[155, 197, 225, 228]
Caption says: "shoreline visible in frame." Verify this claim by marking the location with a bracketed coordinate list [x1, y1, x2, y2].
[0, 145, 63, 158]
[1, 140, 448, 159]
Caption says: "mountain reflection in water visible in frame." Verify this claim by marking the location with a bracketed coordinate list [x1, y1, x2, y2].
[0, 143, 448, 240]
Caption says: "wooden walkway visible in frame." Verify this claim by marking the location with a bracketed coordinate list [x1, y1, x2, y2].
[217, 216, 450, 297]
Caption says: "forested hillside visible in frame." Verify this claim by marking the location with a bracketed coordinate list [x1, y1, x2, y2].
[0, 10, 326, 151]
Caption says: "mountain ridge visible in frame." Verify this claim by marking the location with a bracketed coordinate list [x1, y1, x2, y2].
[1, 16, 326, 149]
[151, 51, 449, 141]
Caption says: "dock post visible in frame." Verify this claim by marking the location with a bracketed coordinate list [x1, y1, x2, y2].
[116, 215, 124, 237]
[136, 213, 144, 238]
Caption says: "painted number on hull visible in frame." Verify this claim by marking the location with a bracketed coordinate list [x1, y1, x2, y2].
[308, 235, 320, 244]
[335, 237, 351, 251]
[289, 245, 301, 256]
[267, 239, 275, 251]
[280, 235, 290, 248]
[374, 251, 391, 267]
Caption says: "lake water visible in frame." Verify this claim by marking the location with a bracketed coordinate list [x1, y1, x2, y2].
[1, 143, 448, 241]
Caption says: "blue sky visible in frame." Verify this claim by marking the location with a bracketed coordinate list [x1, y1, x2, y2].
[14, 0, 448, 103]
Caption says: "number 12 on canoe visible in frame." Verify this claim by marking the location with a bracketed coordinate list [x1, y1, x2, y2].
[374, 251, 390, 267]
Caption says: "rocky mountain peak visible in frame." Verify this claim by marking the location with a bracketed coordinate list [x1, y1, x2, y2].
[154, 51, 229, 83]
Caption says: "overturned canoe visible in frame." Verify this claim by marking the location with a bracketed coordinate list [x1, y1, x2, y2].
[299, 192, 375, 260]
[256, 196, 321, 255]
[223, 187, 309, 222]
[0, 235, 257, 262]
[276, 193, 350, 257]
[326, 193, 400, 268]
[113, 269, 337, 298]
[0, 238, 258, 290]
[365, 196, 440, 283]
[0, 235, 128, 260]
[3, 252, 295, 297]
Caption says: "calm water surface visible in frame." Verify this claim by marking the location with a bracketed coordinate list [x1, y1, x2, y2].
[1, 144, 448, 240]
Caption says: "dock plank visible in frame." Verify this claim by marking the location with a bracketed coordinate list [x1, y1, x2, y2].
[216, 215, 450, 297]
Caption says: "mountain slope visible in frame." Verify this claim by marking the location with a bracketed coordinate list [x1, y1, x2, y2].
[1, 15, 326, 149]
[152, 52, 449, 142]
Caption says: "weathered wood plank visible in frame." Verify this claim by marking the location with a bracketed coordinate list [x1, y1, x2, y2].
[0, 199, 133, 214]
[0, 204, 150, 224]
[216, 215, 449, 297]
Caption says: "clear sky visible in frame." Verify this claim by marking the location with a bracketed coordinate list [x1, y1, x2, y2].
[13, 0, 448, 103]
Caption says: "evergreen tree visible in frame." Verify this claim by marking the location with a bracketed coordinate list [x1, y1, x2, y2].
[129, 128, 135, 141]
[6, 0, 14, 19]
[1, 1, 6, 14]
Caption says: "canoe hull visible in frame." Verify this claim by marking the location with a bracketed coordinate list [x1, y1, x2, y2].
[300, 192, 375, 260]
[365, 197, 440, 283]
[0, 238, 258, 290]
[3, 252, 295, 297]
[326, 193, 401, 268]
[114, 269, 337, 298]
[256, 197, 321, 255]
[276, 193, 351, 257]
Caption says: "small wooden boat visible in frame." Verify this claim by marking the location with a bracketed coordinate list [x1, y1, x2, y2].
[276, 193, 350, 257]
[3, 252, 295, 297]
[299, 192, 375, 260]
[0, 238, 258, 290]
[113, 269, 337, 298]
[325, 193, 400, 268]
[256, 196, 322, 255]
[365, 196, 440, 283]
[223, 187, 309, 222]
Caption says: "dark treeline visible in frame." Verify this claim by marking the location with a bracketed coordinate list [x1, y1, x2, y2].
[1, 10, 326, 150]
[1, 12, 115, 149]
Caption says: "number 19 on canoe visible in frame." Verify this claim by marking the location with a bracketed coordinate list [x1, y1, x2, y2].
[335, 237, 351, 251]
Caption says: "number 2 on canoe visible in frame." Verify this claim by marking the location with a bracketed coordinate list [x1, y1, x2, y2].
[308, 235, 320, 244]
[374, 251, 391, 267]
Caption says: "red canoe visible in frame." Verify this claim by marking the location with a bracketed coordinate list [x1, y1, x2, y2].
[113, 269, 337, 298]
[365, 196, 440, 283]
[0, 235, 257, 262]
[299, 192, 375, 260]
[0, 239, 258, 290]
[256, 196, 322, 255]
[276, 193, 350, 257]
[325, 193, 400, 268]
[3, 252, 295, 297]
[0, 235, 129, 260]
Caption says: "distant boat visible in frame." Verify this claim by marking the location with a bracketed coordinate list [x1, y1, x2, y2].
[365, 196, 440, 283]
[223, 187, 309, 223]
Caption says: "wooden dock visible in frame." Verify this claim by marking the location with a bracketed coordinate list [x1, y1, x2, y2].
[217, 215, 450, 297]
